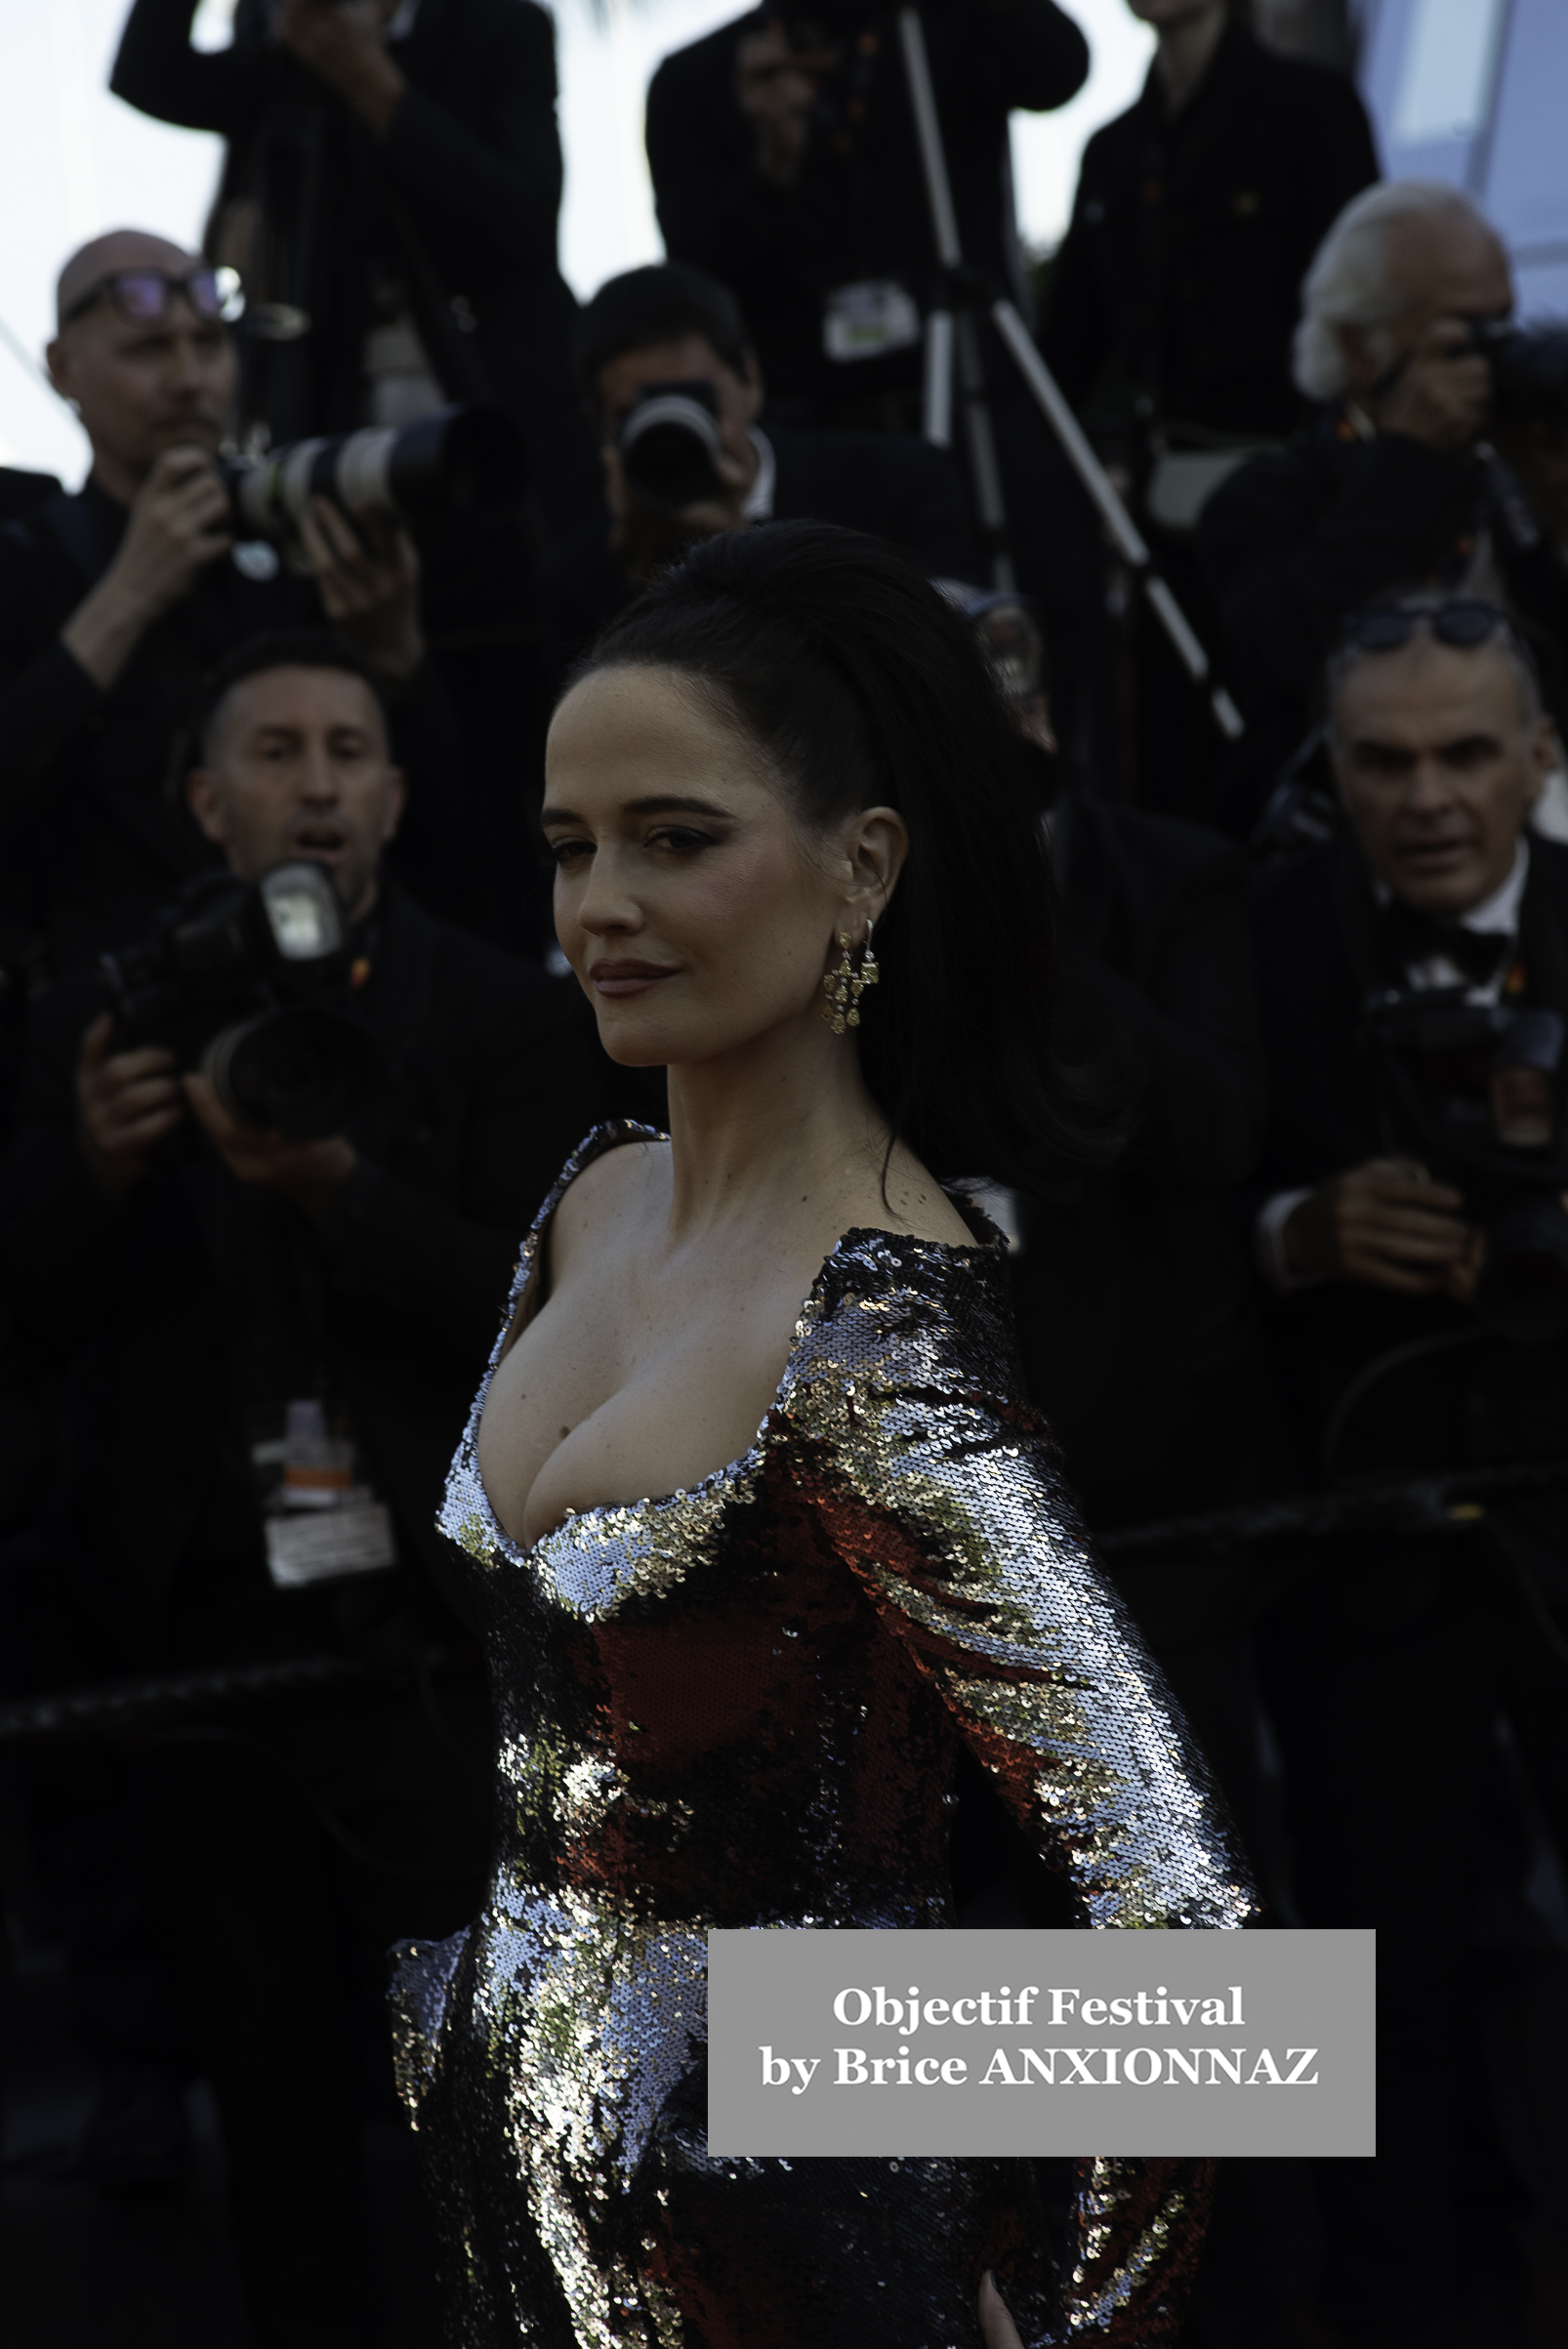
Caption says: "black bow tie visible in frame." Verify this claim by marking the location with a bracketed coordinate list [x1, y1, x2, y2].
[1378, 897, 1516, 986]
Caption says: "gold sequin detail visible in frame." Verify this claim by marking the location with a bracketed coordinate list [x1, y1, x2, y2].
[390, 1124, 1255, 2345]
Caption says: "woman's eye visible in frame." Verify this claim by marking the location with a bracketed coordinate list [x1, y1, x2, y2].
[649, 828, 716, 853]
[548, 838, 592, 868]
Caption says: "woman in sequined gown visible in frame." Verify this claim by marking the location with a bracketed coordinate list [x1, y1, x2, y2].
[391, 523, 1256, 2349]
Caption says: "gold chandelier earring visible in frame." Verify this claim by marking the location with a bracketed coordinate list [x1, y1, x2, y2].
[821, 919, 880, 1034]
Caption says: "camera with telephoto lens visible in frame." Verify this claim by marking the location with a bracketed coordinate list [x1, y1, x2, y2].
[1464, 318, 1568, 431]
[617, 381, 727, 513]
[1362, 988, 1568, 1344]
[216, 403, 527, 546]
[101, 863, 392, 1141]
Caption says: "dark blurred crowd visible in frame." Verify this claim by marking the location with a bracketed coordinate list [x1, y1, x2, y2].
[2, 3, 1567, 2347]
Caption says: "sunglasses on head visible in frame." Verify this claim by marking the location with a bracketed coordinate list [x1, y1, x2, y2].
[62, 267, 240, 329]
[1343, 601, 1514, 655]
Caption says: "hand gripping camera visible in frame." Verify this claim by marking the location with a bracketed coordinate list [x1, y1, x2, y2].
[1362, 987, 1568, 1345]
[102, 863, 392, 1141]
[1465, 319, 1568, 433]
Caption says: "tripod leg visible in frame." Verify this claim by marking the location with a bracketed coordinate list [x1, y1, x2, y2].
[988, 299, 1243, 742]
[956, 312, 1014, 591]
[923, 309, 955, 449]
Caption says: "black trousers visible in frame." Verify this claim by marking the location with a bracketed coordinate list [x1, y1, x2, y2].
[138, 1675, 492, 2349]
[1254, 1530, 1568, 2348]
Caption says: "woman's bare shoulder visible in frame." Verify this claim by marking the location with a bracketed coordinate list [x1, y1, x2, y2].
[549, 1133, 670, 1267]
[838, 1144, 977, 1252]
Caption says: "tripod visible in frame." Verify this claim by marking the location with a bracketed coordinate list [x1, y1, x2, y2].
[896, 8, 1243, 744]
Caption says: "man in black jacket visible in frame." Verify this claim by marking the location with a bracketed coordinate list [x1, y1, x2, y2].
[1247, 601, 1568, 2343]
[541, 263, 982, 667]
[645, 2, 1087, 600]
[1042, 1, 1377, 451]
[0, 228, 458, 971]
[1200, 181, 1568, 834]
[1, 633, 620, 2343]
[1038, 0, 1378, 816]
[110, 0, 598, 539]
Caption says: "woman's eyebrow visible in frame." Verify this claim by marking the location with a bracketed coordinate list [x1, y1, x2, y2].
[539, 794, 735, 825]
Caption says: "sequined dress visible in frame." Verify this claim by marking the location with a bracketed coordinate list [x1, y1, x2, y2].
[392, 1124, 1256, 2348]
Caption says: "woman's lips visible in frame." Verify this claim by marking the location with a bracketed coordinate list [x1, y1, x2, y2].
[589, 960, 681, 997]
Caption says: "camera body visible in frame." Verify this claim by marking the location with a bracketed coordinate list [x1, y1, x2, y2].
[102, 863, 391, 1141]
[1465, 318, 1568, 432]
[1362, 987, 1568, 1344]
[616, 380, 726, 513]
[216, 403, 527, 547]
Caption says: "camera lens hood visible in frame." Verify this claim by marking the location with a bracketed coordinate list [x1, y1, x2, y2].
[219, 404, 528, 541]
[620, 387, 725, 513]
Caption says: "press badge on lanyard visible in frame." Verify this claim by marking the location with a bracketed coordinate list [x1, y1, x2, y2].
[823, 279, 922, 364]
[252, 1397, 397, 1588]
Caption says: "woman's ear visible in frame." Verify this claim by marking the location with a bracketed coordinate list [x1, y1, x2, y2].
[845, 804, 908, 923]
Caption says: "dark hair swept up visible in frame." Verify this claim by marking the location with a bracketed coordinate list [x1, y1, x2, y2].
[576, 520, 1093, 1191]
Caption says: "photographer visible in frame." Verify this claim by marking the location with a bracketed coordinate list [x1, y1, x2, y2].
[1042, 1, 1377, 452]
[0, 230, 435, 969]
[645, 2, 1087, 601]
[1037, 0, 1377, 815]
[542, 262, 980, 663]
[110, 0, 598, 539]
[1200, 182, 1568, 832]
[0, 633, 620, 2342]
[1248, 598, 1568, 2343]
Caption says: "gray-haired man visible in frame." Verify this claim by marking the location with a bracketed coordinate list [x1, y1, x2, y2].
[1246, 598, 1568, 2344]
[1198, 182, 1568, 832]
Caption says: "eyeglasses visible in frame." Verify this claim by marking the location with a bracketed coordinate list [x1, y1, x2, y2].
[62, 267, 242, 329]
[1342, 601, 1515, 655]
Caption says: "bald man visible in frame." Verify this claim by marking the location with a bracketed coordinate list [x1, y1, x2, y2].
[0, 227, 425, 967]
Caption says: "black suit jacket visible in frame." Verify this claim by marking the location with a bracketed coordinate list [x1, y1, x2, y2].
[1200, 411, 1568, 828]
[540, 425, 981, 670]
[1250, 832, 1568, 1480]
[1012, 787, 1285, 1539]
[0, 880, 621, 1670]
[111, 0, 598, 537]
[0, 484, 319, 966]
[1041, 23, 1377, 441]
[0, 484, 476, 968]
[646, 2, 1087, 413]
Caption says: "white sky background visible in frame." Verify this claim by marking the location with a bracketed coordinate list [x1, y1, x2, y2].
[0, 0, 1153, 485]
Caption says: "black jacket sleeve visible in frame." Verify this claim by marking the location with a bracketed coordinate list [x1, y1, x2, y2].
[0, 976, 127, 1358]
[377, 10, 564, 277]
[1293, 70, 1382, 258]
[0, 630, 106, 829]
[1035, 127, 1117, 411]
[114, 0, 564, 278]
[1199, 430, 1487, 714]
[931, 0, 1090, 113]
[1056, 808, 1267, 1190]
[648, 1, 1086, 284]
[110, 0, 259, 132]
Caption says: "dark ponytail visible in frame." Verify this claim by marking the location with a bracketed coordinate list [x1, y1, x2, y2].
[576, 520, 1098, 1190]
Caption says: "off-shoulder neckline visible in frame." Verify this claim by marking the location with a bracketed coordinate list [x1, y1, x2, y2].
[475, 1122, 1006, 1566]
